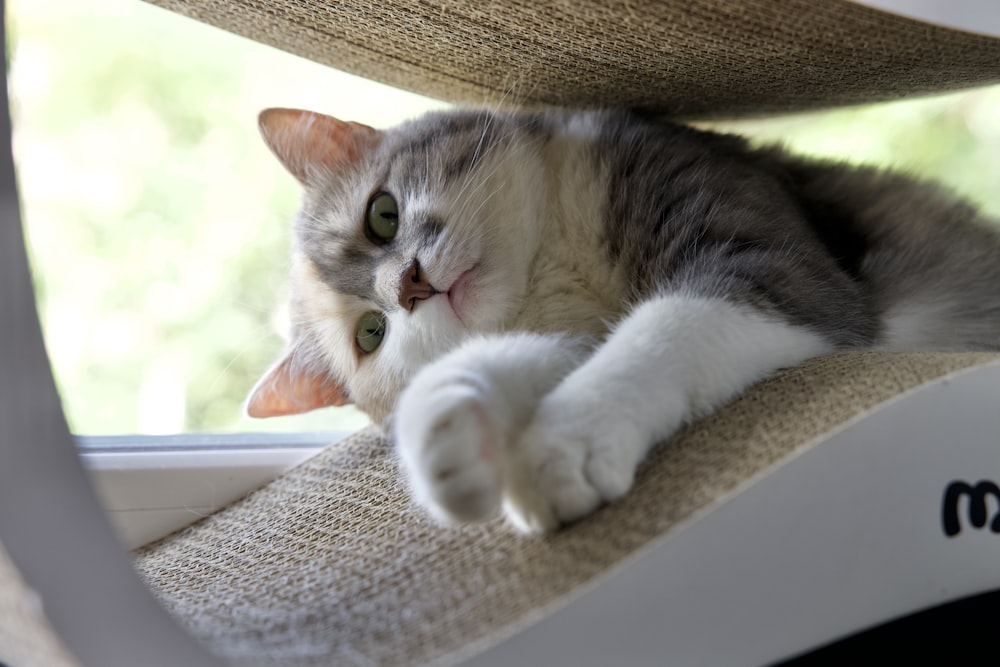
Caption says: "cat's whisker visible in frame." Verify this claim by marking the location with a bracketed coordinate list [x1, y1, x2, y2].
[450, 118, 504, 206]
[452, 141, 520, 214]
[207, 323, 285, 395]
[459, 186, 503, 231]
[232, 301, 278, 316]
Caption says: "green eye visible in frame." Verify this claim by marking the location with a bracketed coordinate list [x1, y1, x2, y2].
[366, 192, 398, 242]
[355, 311, 386, 354]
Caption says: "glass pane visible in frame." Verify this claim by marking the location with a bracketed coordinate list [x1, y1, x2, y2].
[8, 0, 446, 435]
[10, 0, 1000, 437]
[711, 88, 1000, 220]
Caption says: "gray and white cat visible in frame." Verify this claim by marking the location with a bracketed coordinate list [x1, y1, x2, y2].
[247, 107, 1000, 533]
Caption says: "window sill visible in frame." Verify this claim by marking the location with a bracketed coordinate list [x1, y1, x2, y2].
[78, 432, 349, 549]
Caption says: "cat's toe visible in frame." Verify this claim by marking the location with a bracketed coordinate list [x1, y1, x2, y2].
[503, 434, 602, 533]
[532, 441, 604, 522]
[422, 403, 503, 522]
[583, 437, 638, 502]
[396, 386, 504, 524]
[504, 401, 641, 532]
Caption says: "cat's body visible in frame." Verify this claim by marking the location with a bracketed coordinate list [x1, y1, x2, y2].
[249, 107, 1000, 532]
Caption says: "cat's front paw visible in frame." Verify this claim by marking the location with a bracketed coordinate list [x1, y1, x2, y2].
[504, 396, 646, 533]
[394, 375, 505, 524]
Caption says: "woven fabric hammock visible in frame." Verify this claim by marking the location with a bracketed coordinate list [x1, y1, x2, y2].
[142, 0, 1000, 117]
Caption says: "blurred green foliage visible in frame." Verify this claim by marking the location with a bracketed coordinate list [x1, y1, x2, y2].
[717, 89, 1000, 220]
[8, 0, 1000, 434]
[9, 0, 443, 434]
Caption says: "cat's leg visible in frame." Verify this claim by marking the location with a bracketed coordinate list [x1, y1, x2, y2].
[505, 294, 831, 533]
[393, 333, 589, 524]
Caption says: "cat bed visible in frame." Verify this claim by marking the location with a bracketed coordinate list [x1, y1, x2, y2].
[133, 352, 1000, 666]
[4, 351, 1000, 667]
[4, 1, 1000, 667]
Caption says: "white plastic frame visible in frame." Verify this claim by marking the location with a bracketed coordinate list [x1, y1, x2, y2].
[0, 9, 225, 661]
[466, 360, 1000, 666]
[80, 434, 339, 549]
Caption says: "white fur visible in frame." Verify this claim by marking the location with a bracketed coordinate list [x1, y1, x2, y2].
[395, 295, 830, 533]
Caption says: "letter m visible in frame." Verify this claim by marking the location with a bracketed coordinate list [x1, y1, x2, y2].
[942, 480, 1000, 537]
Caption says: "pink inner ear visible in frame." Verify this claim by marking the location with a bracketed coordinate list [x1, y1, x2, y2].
[257, 108, 379, 185]
[246, 353, 351, 418]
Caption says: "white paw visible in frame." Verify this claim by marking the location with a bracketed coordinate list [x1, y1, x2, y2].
[503, 396, 646, 534]
[394, 375, 504, 524]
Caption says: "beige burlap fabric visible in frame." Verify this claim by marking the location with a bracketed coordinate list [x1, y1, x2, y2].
[134, 351, 998, 666]
[142, 0, 1000, 117]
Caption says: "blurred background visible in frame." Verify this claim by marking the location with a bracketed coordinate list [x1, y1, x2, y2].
[7, 0, 1000, 435]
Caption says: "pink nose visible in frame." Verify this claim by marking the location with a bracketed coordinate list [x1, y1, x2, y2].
[398, 260, 438, 311]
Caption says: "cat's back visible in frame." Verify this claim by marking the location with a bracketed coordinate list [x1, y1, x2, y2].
[510, 110, 788, 336]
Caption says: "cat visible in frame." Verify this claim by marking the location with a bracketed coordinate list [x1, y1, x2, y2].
[246, 106, 1000, 533]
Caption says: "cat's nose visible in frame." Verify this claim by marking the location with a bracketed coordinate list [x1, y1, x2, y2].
[398, 260, 438, 311]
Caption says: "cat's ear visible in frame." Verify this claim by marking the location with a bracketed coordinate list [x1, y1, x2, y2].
[245, 350, 351, 418]
[257, 108, 379, 186]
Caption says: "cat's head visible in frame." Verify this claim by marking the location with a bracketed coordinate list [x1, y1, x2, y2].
[245, 108, 548, 423]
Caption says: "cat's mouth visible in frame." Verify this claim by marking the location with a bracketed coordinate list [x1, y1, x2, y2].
[446, 266, 477, 325]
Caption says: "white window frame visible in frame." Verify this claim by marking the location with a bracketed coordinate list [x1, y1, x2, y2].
[79, 431, 353, 549]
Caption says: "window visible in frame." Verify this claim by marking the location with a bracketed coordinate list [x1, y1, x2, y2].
[10, 0, 1000, 546]
[9, 0, 447, 437]
[8, 0, 448, 545]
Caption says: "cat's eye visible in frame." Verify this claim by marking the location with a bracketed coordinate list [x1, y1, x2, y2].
[366, 192, 399, 243]
[355, 311, 386, 354]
